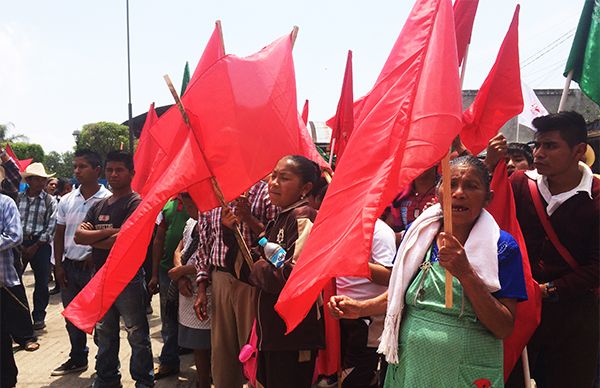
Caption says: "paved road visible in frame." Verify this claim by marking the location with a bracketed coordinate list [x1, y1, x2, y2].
[13, 269, 198, 387]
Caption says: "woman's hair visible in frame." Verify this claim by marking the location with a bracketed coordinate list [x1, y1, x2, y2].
[448, 155, 491, 193]
[507, 142, 533, 165]
[284, 155, 320, 186]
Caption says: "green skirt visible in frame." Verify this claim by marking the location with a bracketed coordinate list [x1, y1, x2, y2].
[384, 305, 504, 388]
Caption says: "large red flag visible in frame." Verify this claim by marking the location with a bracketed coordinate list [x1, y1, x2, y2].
[189, 20, 226, 90]
[461, 5, 523, 155]
[63, 33, 305, 332]
[454, 0, 479, 66]
[5, 143, 32, 172]
[326, 50, 354, 163]
[486, 161, 542, 379]
[131, 103, 159, 195]
[301, 99, 309, 125]
[276, 0, 463, 332]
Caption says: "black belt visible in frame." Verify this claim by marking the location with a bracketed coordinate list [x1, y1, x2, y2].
[23, 234, 40, 242]
[64, 258, 91, 268]
[214, 265, 234, 274]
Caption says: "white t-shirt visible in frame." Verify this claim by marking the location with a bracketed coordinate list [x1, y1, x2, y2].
[336, 219, 396, 301]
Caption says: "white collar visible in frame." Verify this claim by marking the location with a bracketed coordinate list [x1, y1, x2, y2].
[525, 161, 593, 216]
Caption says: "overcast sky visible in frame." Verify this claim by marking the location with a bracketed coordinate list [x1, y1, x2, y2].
[1, 0, 586, 153]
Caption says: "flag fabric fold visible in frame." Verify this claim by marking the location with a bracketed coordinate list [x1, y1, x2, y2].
[275, 0, 463, 333]
[63, 32, 306, 333]
[326, 50, 354, 163]
[301, 99, 309, 125]
[131, 103, 159, 195]
[564, 0, 600, 105]
[461, 5, 523, 156]
[486, 161, 542, 380]
[5, 143, 32, 172]
[453, 0, 479, 66]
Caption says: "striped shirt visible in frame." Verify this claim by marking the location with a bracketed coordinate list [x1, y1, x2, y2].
[196, 180, 278, 283]
[17, 189, 57, 243]
[56, 185, 112, 261]
[0, 194, 23, 287]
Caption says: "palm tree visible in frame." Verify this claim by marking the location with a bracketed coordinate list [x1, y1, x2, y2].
[0, 123, 28, 143]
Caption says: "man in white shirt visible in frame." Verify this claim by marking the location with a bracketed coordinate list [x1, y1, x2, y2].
[51, 149, 111, 376]
[335, 219, 396, 388]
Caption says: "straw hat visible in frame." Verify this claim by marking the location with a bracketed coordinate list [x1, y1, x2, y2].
[20, 162, 55, 180]
[584, 144, 595, 167]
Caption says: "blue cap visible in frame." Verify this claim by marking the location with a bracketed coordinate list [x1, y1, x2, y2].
[258, 237, 268, 247]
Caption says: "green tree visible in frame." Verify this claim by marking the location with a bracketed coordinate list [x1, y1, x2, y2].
[0, 123, 28, 143]
[44, 151, 74, 178]
[9, 142, 45, 162]
[76, 122, 130, 160]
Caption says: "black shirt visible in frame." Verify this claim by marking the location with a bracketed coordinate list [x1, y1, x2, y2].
[83, 192, 141, 270]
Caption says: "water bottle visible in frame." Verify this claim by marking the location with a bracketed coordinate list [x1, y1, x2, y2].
[258, 237, 287, 268]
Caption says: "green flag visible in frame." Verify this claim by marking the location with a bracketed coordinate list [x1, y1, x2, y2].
[180, 61, 190, 96]
[564, 0, 600, 105]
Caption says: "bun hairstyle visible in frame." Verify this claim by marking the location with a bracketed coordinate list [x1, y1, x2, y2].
[444, 155, 492, 194]
[284, 155, 321, 187]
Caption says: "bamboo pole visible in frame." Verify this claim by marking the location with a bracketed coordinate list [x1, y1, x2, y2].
[163, 75, 254, 269]
[441, 152, 454, 308]
[557, 69, 573, 112]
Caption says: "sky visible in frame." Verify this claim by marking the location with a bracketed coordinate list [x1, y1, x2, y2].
[0, 0, 587, 153]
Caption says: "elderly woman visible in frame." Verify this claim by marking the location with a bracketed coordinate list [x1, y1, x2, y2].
[329, 156, 527, 387]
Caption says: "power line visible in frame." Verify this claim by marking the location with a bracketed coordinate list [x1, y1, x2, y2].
[521, 28, 575, 68]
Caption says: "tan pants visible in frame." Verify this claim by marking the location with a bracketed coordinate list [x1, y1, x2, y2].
[210, 270, 256, 388]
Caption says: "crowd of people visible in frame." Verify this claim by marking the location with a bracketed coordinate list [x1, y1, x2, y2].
[0, 110, 597, 388]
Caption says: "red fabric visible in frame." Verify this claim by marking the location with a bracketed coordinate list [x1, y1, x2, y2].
[5, 143, 32, 172]
[131, 103, 159, 195]
[453, 0, 479, 66]
[63, 33, 305, 333]
[461, 6, 524, 155]
[316, 278, 341, 376]
[275, 0, 463, 332]
[301, 99, 309, 125]
[189, 21, 226, 89]
[326, 50, 354, 162]
[487, 161, 541, 380]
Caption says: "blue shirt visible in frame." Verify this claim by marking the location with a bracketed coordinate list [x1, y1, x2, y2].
[0, 194, 23, 287]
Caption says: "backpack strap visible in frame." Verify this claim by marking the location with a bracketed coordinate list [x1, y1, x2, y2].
[527, 177, 580, 271]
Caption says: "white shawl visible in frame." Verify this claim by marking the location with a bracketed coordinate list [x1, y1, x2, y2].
[377, 203, 501, 363]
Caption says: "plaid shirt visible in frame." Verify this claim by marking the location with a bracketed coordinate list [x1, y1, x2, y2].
[17, 189, 58, 243]
[196, 180, 278, 283]
[0, 194, 23, 287]
[1, 157, 21, 199]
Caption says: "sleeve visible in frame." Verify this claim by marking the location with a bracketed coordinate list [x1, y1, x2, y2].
[83, 201, 99, 225]
[0, 199, 23, 251]
[40, 195, 58, 243]
[250, 211, 314, 295]
[371, 220, 396, 267]
[195, 212, 212, 284]
[124, 195, 142, 220]
[492, 231, 528, 301]
[1, 158, 21, 197]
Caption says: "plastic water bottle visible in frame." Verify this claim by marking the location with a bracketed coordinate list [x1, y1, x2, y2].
[258, 237, 287, 268]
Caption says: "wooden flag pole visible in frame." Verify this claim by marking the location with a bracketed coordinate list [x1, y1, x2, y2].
[441, 152, 454, 308]
[163, 75, 254, 269]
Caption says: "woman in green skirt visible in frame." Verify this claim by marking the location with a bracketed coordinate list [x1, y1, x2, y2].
[329, 156, 527, 387]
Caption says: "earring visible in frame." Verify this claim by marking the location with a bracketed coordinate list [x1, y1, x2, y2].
[300, 193, 306, 199]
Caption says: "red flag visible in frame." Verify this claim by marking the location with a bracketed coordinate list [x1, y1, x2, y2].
[63, 33, 305, 332]
[316, 279, 341, 376]
[301, 99, 309, 125]
[189, 20, 226, 89]
[454, 0, 479, 66]
[131, 103, 159, 195]
[486, 161, 541, 379]
[276, 0, 463, 332]
[461, 5, 523, 155]
[5, 143, 32, 172]
[326, 50, 354, 162]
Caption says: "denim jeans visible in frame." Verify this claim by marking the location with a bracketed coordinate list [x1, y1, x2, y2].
[61, 259, 94, 364]
[1, 287, 19, 387]
[158, 268, 179, 368]
[24, 240, 51, 323]
[93, 271, 154, 388]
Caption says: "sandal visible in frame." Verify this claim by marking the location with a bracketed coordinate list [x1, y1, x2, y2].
[154, 365, 179, 380]
[23, 341, 40, 352]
